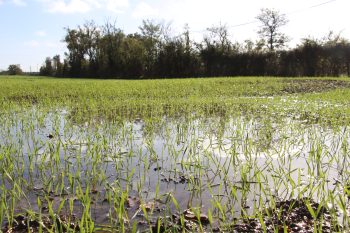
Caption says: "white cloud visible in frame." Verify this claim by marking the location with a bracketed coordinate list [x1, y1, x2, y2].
[35, 30, 47, 37]
[41, 0, 129, 14]
[0, 0, 4, 5]
[106, 0, 128, 13]
[12, 0, 26, 6]
[132, 1, 158, 19]
[44, 0, 91, 13]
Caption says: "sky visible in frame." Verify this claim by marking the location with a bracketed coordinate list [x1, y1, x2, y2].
[0, 0, 349, 72]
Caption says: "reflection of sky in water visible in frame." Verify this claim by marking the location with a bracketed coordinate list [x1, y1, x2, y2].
[0, 109, 349, 226]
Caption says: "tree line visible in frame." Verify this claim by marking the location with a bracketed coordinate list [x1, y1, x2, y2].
[36, 8, 350, 78]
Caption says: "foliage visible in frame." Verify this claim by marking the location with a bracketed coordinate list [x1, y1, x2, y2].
[7, 64, 23, 75]
[38, 10, 350, 78]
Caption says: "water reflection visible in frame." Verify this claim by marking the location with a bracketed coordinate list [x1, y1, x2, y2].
[0, 109, 349, 229]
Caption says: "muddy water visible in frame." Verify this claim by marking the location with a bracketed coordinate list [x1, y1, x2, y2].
[1, 109, 349, 229]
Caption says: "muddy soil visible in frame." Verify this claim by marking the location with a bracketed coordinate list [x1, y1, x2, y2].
[282, 79, 350, 94]
[230, 198, 341, 233]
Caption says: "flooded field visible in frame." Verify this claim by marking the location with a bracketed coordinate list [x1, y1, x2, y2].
[1, 108, 350, 232]
[1, 76, 350, 232]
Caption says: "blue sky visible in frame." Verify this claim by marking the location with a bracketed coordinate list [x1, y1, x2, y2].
[0, 0, 349, 71]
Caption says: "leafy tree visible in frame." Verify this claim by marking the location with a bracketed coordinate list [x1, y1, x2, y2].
[139, 19, 164, 76]
[256, 8, 289, 51]
[40, 57, 54, 76]
[41, 19, 350, 78]
[63, 28, 85, 77]
[8, 64, 23, 75]
[52, 55, 63, 76]
[98, 21, 125, 77]
[63, 21, 100, 77]
[121, 34, 146, 77]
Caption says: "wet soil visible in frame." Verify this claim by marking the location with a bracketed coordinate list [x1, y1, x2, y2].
[2, 214, 79, 233]
[230, 198, 341, 233]
[282, 79, 350, 94]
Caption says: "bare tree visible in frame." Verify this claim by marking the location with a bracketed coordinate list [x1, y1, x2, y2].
[256, 8, 289, 51]
[205, 23, 231, 52]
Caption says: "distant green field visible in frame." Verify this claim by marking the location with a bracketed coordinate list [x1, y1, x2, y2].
[1, 76, 350, 232]
[1, 75, 350, 123]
